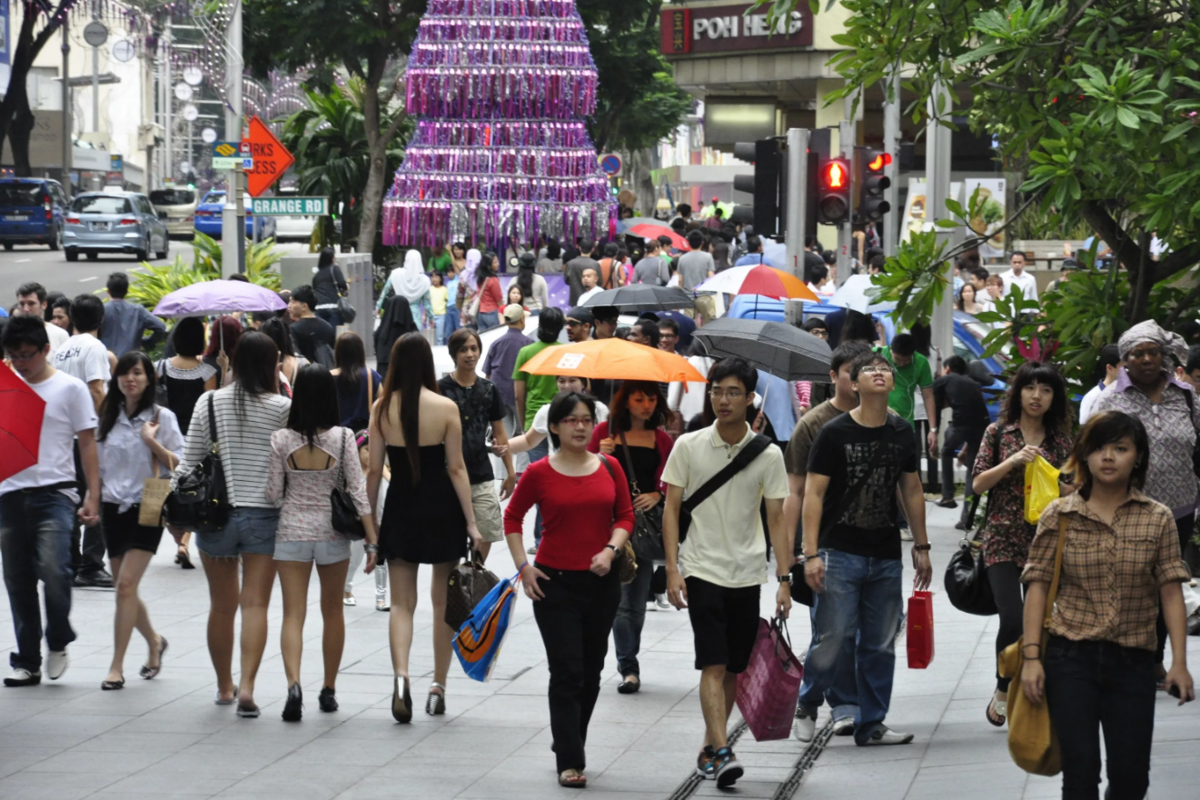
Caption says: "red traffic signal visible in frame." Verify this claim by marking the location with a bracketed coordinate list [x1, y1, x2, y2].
[817, 157, 851, 225]
[823, 160, 847, 189]
[867, 152, 892, 172]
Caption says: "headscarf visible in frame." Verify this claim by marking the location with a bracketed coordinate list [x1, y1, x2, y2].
[1117, 320, 1189, 366]
[375, 295, 418, 375]
[387, 249, 431, 302]
[460, 248, 482, 288]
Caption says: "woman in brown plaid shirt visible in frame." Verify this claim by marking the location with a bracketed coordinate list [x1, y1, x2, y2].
[1021, 411, 1193, 800]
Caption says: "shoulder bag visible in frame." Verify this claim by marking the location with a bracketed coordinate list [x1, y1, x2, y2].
[331, 428, 366, 540]
[618, 431, 665, 562]
[445, 549, 500, 632]
[944, 425, 1001, 616]
[597, 454, 638, 584]
[678, 434, 772, 543]
[164, 394, 229, 534]
[997, 514, 1067, 777]
[138, 407, 177, 528]
[335, 267, 358, 323]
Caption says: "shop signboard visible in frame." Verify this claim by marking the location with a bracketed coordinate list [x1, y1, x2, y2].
[661, 3, 813, 56]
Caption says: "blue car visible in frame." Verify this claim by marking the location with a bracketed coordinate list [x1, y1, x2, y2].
[725, 295, 1010, 421]
[0, 178, 68, 251]
[193, 191, 276, 239]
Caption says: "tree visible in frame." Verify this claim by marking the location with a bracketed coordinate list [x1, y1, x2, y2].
[243, 0, 424, 257]
[760, 0, 1200, 326]
[0, 2, 76, 176]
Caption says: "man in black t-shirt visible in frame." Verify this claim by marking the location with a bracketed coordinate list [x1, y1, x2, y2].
[932, 355, 991, 521]
[793, 351, 932, 747]
[438, 329, 516, 559]
[287, 284, 336, 366]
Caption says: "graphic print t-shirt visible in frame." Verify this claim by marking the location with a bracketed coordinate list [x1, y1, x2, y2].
[806, 412, 917, 560]
[438, 375, 505, 484]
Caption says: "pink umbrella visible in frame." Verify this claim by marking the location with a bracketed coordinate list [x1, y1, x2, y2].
[153, 279, 286, 318]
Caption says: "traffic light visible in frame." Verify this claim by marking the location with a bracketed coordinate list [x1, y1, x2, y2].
[816, 157, 851, 225]
[730, 138, 785, 236]
[858, 149, 891, 222]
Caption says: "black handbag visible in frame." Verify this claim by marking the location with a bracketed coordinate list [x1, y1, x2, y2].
[943, 427, 999, 616]
[618, 432, 665, 562]
[331, 428, 366, 540]
[336, 295, 357, 324]
[164, 394, 229, 534]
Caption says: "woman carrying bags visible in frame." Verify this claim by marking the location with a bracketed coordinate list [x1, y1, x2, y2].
[266, 365, 377, 722]
[503, 390, 635, 788]
[587, 380, 673, 694]
[97, 353, 186, 690]
[972, 361, 1073, 727]
[1020, 411, 1194, 800]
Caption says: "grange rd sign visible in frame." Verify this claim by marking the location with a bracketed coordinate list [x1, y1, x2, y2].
[251, 196, 329, 216]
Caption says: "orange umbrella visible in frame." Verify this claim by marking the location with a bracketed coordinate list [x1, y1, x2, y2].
[522, 338, 707, 383]
[696, 264, 819, 301]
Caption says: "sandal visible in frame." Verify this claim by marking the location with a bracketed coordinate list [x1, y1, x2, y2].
[140, 636, 168, 680]
[101, 676, 124, 690]
[986, 696, 1007, 727]
[558, 769, 587, 788]
[176, 549, 194, 569]
[426, 682, 446, 716]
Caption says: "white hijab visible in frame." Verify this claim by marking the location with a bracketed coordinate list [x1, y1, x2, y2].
[389, 249, 431, 301]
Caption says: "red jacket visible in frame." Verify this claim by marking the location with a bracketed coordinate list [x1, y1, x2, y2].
[586, 421, 674, 494]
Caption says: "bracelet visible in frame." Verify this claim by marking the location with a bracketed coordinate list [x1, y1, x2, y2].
[803, 552, 819, 560]
[517, 562, 529, 574]
[1022, 643, 1042, 656]
[913, 544, 932, 552]
[363, 543, 379, 554]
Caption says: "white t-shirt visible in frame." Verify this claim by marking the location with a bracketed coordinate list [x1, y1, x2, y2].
[531, 400, 608, 454]
[52, 333, 111, 388]
[0, 370, 98, 497]
[1079, 383, 1107, 425]
[1001, 269, 1039, 303]
[578, 286, 603, 305]
[44, 320, 69, 356]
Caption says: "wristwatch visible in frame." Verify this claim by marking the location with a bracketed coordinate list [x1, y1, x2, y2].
[913, 544, 932, 552]
[605, 544, 619, 554]
[363, 543, 379, 554]
[777, 573, 792, 584]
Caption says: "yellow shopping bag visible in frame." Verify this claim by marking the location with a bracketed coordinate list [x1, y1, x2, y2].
[1024, 455, 1061, 524]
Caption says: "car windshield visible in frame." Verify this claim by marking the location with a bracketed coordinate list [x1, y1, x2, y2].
[960, 318, 1012, 363]
[72, 196, 132, 215]
[150, 189, 195, 206]
[0, 184, 45, 207]
[202, 192, 225, 204]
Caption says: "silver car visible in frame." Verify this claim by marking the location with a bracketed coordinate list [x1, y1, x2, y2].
[149, 188, 198, 239]
[64, 192, 169, 262]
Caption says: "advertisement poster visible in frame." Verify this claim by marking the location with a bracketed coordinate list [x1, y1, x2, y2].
[898, 179, 964, 245]
[0, 0, 10, 97]
[962, 178, 1007, 258]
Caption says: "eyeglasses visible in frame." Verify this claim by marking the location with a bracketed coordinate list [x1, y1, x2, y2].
[858, 365, 894, 376]
[810, 329, 829, 339]
[558, 416, 594, 427]
[1128, 347, 1162, 360]
[5, 350, 42, 363]
[709, 389, 747, 399]
[565, 320, 587, 327]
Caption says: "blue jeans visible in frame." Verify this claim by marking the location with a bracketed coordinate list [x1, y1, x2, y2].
[316, 308, 343, 328]
[434, 314, 447, 345]
[445, 304, 460, 337]
[802, 620, 861, 724]
[798, 549, 903, 744]
[477, 310, 500, 330]
[0, 489, 78, 671]
[528, 439, 550, 546]
[612, 550, 653, 677]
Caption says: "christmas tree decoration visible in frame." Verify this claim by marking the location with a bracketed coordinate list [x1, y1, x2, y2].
[382, 0, 616, 249]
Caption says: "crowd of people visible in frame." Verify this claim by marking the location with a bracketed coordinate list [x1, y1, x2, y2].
[0, 223, 1197, 797]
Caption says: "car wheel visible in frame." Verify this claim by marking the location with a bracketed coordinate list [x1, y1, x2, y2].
[136, 248, 150, 262]
[65, 249, 79, 262]
[86, 252, 99, 261]
[48, 226, 61, 251]
[156, 247, 169, 259]
[3, 243, 13, 251]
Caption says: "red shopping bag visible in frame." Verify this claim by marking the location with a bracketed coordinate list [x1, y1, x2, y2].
[735, 617, 803, 741]
[907, 591, 935, 669]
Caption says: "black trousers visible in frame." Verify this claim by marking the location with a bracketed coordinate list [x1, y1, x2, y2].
[988, 561, 1024, 692]
[941, 426, 984, 507]
[914, 419, 938, 490]
[71, 442, 106, 576]
[1154, 513, 1193, 664]
[532, 563, 621, 774]
[1045, 636, 1156, 800]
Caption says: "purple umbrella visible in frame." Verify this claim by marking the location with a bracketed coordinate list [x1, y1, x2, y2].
[153, 279, 287, 318]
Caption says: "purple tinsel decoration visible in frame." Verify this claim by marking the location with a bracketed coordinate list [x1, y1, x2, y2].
[383, 0, 616, 249]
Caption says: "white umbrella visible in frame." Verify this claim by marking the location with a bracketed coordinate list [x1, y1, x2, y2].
[826, 274, 896, 314]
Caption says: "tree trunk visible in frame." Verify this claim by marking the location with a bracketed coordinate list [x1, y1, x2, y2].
[0, 9, 43, 176]
[358, 141, 387, 260]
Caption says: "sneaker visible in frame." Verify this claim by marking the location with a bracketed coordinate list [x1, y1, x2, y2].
[318, 686, 338, 713]
[695, 745, 716, 779]
[376, 596, 390, 612]
[954, 520, 969, 531]
[900, 527, 914, 542]
[46, 650, 69, 680]
[73, 569, 113, 588]
[712, 746, 744, 788]
[859, 725, 914, 746]
[935, 499, 958, 509]
[3, 668, 41, 687]
[832, 717, 855, 736]
[793, 707, 816, 742]
[526, 545, 538, 555]
[343, 594, 357, 607]
[654, 593, 670, 610]
[282, 683, 303, 722]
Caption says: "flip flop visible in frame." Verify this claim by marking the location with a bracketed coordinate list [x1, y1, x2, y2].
[140, 637, 168, 680]
[559, 770, 587, 788]
[986, 696, 1006, 727]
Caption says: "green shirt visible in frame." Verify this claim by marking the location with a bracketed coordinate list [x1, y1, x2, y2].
[429, 252, 453, 273]
[513, 340, 560, 428]
[877, 346, 933, 422]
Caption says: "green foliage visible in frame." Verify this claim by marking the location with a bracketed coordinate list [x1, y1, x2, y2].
[122, 235, 282, 315]
[191, 233, 284, 290]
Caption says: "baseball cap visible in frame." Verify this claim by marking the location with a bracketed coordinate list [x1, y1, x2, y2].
[502, 304, 525, 324]
[565, 306, 594, 325]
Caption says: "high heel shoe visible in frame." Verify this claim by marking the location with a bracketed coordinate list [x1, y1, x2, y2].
[392, 676, 412, 723]
[282, 683, 303, 722]
[426, 682, 446, 716]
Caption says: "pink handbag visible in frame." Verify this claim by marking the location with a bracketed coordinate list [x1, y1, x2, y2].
[735, 617, 804, 741]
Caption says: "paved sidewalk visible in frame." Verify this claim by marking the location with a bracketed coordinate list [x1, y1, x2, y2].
[0, 503, 1197, 800]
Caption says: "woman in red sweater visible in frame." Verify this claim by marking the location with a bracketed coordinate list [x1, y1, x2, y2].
[474, 252, 504, 329]
[588, 380, 673, 694]
[503, 390, 635, 788]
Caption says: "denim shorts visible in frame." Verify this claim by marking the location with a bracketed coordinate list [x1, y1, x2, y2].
[196, 507, 280, 558]
[274, 538, 351, 565]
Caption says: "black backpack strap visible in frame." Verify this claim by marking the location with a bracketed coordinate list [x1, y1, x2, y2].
[682, 433, 772, 516]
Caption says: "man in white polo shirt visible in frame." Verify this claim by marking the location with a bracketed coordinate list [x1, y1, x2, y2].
[1000, 252, 1039, 304]
[662, 357, 791, 788]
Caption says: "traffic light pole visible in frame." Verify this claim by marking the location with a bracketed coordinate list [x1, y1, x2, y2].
[927, 78, 955, 368]
[221, 1, 245, 277]
[883, 71, 901, 257]
[837, 119, 854, 287]
[783, 128, 810, 280]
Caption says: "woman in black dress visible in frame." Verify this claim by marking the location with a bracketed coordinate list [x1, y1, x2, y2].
[366, 333, 481, 723]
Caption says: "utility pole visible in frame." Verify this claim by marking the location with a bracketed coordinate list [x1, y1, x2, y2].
[91, 9, 99, 137]
[164, 20, 173, 184]
[883, 71, 901, 257]
[221, 1, 245, 276]
[61, 27, 71, 199]
[783, 127, 810, 279]
[926, 78, 954, 365]
[837, 119, 854, 286]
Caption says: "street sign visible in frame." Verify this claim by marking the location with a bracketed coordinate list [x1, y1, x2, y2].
[245, 115, 294, 197]
[212, 141, 246, 170]
[251, 196, 329, 216]
[599, 153, 622, 178]
[83, 21, 108, 47]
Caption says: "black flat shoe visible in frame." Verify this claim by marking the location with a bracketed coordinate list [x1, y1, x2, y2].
[140, 636, 168, 680]
[101, 677, 124, 690]
[935, 499, 958, 509]
[177, 550, 194, 569]
[282, 683, 303, 722]
[392, 676, 412, 723]
[617, 676, 641, 694]
[318, 686, 338, 712]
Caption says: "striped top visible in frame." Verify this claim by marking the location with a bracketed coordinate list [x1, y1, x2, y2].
[171, 385, 292, 508]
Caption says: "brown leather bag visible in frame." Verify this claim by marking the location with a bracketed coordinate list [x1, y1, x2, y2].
[445, 550, 500, 632]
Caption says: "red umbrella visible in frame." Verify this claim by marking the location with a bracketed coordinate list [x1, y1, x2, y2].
[626, 223, 690, 251]
[0, 362, 46, 483]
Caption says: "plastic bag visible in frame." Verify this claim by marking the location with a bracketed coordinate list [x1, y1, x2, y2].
[1024, 455, 1061, 524]
[906, 591, 935, 668]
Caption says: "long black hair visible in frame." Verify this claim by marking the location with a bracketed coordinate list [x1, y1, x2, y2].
[378, 332, 437, 484]
[476, 251, 498, 288]
[334, 331, 367, 394]
[287, 365, 340, 447]
[98, 352, 157, 442]
[259, 317, 296, 361]
[1002, 360, 1071, 433]
[317, 246, 335, 270]
[609, 380, 668, 433]
[517, 252, 536, 299]
[231, 331, 280, 415]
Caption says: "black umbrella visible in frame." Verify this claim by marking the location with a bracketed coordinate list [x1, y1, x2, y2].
[580, 284, 695, 313]
[693, 318, 832, 382]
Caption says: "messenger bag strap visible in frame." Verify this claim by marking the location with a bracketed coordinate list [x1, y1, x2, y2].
[682, 433, 771, 516]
